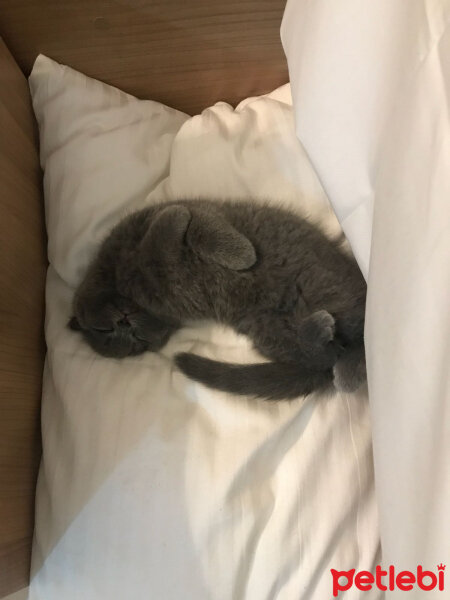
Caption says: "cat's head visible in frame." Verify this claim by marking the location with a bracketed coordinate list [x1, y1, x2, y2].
[69, 293, 176, 358]
[68, 260, 177, 358]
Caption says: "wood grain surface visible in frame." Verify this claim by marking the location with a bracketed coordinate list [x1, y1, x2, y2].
[0, 37, 46, 597]
[0, 0, 289, 115]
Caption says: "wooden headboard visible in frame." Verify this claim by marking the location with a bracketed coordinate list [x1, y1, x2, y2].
[0, 0, 288, 115]
[0, 1, 288, 596]
[0, 38, 46, 598]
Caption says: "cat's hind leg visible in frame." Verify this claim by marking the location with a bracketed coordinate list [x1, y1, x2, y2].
[333, 305, 367, 392]
[333, 342, 366, 392]
[293, 310, 339, 369]
[296, 309, 335, 348]
[250, 309, 339, 370]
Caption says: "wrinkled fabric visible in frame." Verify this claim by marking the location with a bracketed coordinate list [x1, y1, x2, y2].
[29, 56, 380, 600]
[282, 2, 450, 597]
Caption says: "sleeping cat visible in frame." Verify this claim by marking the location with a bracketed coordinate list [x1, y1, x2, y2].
[69, 200, 367, 400]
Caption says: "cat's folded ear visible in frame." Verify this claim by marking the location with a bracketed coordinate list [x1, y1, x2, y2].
[140, 204, 256, 271]
[68, 316, 82, 331]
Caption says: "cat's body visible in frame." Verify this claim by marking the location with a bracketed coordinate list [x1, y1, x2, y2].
[70, 199, 367, 400]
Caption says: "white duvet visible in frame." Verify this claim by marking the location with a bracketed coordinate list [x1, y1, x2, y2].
[283, 1, 450, 597]
[29, 57, 380, 599]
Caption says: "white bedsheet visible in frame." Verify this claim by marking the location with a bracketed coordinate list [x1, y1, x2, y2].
[29, 56, 381, 599]
[282, 1, 450, 596]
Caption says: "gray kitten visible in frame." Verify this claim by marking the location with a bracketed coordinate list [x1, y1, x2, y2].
[69, 200, 367, 400]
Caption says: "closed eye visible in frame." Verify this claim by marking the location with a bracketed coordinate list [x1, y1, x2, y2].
[134, 334, 148, 342]
[92, 326, 114, 333]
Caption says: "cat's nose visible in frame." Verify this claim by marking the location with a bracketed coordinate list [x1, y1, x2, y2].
[116, 315, 131, 328]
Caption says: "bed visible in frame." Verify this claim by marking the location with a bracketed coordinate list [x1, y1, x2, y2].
[2, 1, 447, 599]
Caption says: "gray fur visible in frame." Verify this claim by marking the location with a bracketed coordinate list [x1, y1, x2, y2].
[69, 199, 367, 400]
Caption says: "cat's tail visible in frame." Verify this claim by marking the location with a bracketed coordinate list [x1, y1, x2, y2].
[174, 353, 334, 401]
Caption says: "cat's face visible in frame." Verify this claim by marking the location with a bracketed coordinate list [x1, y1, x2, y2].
[69, 291, 176, 358]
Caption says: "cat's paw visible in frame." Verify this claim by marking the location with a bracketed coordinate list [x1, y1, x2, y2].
[307, 310, 335, 344]
[295, 310, 337, 369]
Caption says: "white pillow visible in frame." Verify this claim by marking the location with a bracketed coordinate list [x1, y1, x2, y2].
[29, 55, 380, 600]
